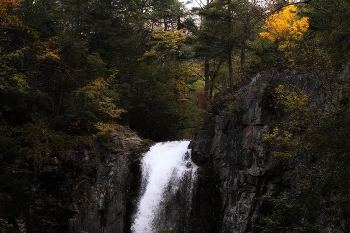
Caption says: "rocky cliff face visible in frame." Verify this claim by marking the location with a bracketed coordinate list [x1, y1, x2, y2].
[32, 125, 151, 233]
[190, 69, 324, 232]
[31, 69, 331, 233]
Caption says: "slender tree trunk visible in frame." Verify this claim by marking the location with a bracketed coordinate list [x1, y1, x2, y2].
[203, 0, 211, 95]
[228, 47, 233, 89]
[227, 0, 233, 89]
[204, 57, 210, 94]
[240, 13, 250, 80]
[209, 57, 223, 97]
[240, 48, 245, 69]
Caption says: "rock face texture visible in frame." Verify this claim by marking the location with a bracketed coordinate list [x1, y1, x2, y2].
[66, 127, 151, 233]
[32, 125, 151, 233]
[190, 69, 323, 232]
[31, 69, 331, 233]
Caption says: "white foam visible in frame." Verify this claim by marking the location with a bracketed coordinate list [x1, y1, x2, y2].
[131, 141, 196, 233]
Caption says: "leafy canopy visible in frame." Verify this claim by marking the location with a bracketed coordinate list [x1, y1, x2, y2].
[260, 5, 309, 50]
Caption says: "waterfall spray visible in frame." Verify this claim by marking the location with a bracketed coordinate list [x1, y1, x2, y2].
[131, 141, 197, 233]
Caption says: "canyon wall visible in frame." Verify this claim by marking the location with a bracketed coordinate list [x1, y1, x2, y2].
[190, 69, 325, 232]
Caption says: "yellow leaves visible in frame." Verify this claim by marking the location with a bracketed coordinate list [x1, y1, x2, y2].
[94, 122, 113, 134]
[264, 85, 311, 158]
[98, 96, 125, 119]
[0, 217, 14, 233]
[263, 126, 294, 158]
[36, 37, 61, 61]
[289, 16, 309, 40]
[151, 28, 187, 45]
[259, 32, 276, 42]
[264, 127, 293, 142]
[141, 28, 187, 61]
[139, 28, 195, 103]
[259, 5, 309, 50]
[275, 85, 310, 131]
[76, 78, 125, 120]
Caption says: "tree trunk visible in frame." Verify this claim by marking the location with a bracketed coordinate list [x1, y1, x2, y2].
[204, 57, 210, 94]
[227, 0, 233, 89]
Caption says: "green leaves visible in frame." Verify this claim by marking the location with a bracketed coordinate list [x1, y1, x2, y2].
[142, 28, 188, 62]
[264, 85, 312, 158]
[65, 77, 125, 131]
[259, 154, 350, 233]
[0, 125, 34, 231]
[259, 193, 304, 233]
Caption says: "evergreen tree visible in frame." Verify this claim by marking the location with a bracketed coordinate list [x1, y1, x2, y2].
[195, 0, 263, 95]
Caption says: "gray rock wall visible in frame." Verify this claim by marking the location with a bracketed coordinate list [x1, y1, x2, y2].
[190, 69, 324, 232]
[66, 129, 151, 233]
[32, 125, 150, 233]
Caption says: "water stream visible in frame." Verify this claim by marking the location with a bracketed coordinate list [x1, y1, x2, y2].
[131, 141, 197, 233]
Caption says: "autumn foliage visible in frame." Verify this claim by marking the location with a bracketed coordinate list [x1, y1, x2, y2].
[0, 0, 20, 4]
[260, 5, 309, 50]
[0, 0, 22, 27]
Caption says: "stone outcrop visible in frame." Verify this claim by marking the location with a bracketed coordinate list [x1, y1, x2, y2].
[190, 69, 324, 232]
[32, 125, 151, 233]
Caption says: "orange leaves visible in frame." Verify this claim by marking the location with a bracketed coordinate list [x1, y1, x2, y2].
[0, 0, 21, 6]
[259, 31, 276, 42]
[260, 5, 309, 50]
[0, 0, 21, 12]
[0, 0, 23, 27]
[36, 37, 61, 61]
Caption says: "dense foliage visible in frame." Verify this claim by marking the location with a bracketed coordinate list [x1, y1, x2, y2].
[0, 0, 201, 231]
[1, 0, 350, 231]
[254, 0, 350, 232]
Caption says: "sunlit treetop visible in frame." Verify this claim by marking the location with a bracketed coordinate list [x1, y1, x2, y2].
[260, 5, 309, 48]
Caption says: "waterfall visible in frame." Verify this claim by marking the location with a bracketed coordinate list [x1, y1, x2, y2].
[131, 140, 197, 233]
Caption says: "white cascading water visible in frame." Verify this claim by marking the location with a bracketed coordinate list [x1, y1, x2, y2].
[131, 140, 197, 233]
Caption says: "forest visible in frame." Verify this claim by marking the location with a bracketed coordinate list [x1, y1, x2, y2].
[1, 0, 350, 232]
